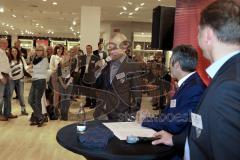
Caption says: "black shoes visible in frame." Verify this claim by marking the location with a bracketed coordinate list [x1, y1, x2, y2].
[21, 110, 29, 116]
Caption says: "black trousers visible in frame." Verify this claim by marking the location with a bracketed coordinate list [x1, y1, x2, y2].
[82, 82, 96, 107]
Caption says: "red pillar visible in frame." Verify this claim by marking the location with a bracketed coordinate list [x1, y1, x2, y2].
[173, 0, 215, 85]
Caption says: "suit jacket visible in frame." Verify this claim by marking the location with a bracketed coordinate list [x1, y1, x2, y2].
[142, 73, 206, 134]
[79, 54, 99, 84]
[93, 49, 107, 60]
[173, 53, 240, 160]
[94, 56, 143, 121]
[20, 47, 28, 59]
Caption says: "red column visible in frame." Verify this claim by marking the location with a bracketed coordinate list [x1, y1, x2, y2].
[173, 0, 215, 85]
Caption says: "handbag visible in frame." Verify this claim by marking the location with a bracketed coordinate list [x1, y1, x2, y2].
[20, 57, 32, 78]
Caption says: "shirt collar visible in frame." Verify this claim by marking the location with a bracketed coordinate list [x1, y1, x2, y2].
[112, 55, 126, 64]
[178, 72, 196, 88]
[206, 50, 240, 78]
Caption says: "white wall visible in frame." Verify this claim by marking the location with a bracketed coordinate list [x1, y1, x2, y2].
[100, 21, 152, 42]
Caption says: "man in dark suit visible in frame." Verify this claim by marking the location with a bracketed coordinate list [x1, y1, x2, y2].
[93, 42, 107, 60]
[94, 33, 142, 121]
[79, 45, 99, 108]
[140, 45, 206, 135]
[14, 39, 28, 59]
[151, 1, 240, 160]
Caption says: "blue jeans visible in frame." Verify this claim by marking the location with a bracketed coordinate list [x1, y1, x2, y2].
[59, 83, 73, 120]
[2, 81, 12, 116]
[10, 79, 26, 108]
[28, 79, 46, 120]
[0, 83, 5, 115]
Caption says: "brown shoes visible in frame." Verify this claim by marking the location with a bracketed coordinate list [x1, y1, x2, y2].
[0, 115, 8, 121]
[7, 114, 18, 119]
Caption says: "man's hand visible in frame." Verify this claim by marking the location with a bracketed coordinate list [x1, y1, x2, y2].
[152, 130, 174, 146]
[135, 109, 151, 124]
[0, 77, 7, 85]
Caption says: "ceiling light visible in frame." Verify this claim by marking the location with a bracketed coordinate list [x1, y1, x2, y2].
[140, 3, 145, 6]
[40, 26, 44, 28]
[122, 6, 127, 11]
[6, 24, 9, 27]
[12, 14, 16, 18]
[36, 23, 39, 26]
[77, 31, 80, 34]
[52, 2, 57, 5]
[73, 21, 76, 25]
[10, 25, 13, 28]
[120, 12, 124, 15]
[2, 22, 5, 25]
[129, 12, 133, 16]
[135, 7, 140, 11]
[0, 7, 4, 13]
[127, 2, 132, 5]
[42, 0, 47, 1]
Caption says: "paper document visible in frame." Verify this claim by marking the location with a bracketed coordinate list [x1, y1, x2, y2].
[103, 122, 156, 140]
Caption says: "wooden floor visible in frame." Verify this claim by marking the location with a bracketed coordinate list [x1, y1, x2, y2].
[0, 82, 86, 160]
[0, 82, 155, 160]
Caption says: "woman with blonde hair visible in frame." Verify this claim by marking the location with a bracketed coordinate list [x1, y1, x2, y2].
[28, 45, 48, 127]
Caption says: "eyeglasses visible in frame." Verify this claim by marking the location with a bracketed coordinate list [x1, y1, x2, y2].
[105, 40, 132, 51]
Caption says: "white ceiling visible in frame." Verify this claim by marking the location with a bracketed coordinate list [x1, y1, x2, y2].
[0, 0, 176, 38]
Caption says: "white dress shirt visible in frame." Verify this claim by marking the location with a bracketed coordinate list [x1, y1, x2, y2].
[0, 48, 11, 79]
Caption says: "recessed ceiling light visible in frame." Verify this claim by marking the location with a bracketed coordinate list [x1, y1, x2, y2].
[140, 3, 145, 6]
[129, 12, 133, 16]
[73, 21, 76, 25]
[135, 7, 140, 11]
[158, 0, 161, 1]
[127, 2, 132, 5]
[122, 6, 127, 11]
[42, 0, 47, 1]
[2, 22, 5, 25]
[10, 25, 13, 28]
[6, 24, 9, 27]
[52, 2, 57, 5]
[36, 23, 39, 26]
[0, 7, 4, 13]
[120, 12, 124, 15]
[12, 14, 16, 18]
[40, 26, 44, 28]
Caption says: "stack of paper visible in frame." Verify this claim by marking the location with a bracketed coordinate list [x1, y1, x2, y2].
[103, 122, 156, 140]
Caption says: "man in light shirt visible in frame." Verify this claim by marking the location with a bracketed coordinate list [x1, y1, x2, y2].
[151, 1, 240, 160]
[0, 38, 18, 121]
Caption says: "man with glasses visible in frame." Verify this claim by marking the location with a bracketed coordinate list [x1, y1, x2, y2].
[94, 33, 142, 121]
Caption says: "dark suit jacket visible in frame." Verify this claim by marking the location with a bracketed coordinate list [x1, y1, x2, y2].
[93, 49, 107, 60]
[94, 56, 143, 121]
[79, 54, 99, 84]
[142, 73, 206, 134]
[173, 53, 240, 160]
[20, 47, 28, 59]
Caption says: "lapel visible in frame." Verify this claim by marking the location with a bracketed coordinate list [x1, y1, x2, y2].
[112, 56, 128, 83]
[173, 73, 197, 98]
[194, 52, 240, 112]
